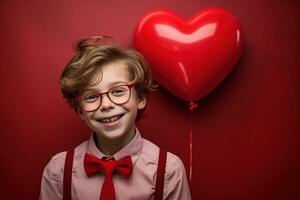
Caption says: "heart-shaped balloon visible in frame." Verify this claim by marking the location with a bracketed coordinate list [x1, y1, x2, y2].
[134, 8, 243, 102]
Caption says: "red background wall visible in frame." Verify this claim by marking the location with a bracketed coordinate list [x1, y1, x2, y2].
[0, 0, 299, 199]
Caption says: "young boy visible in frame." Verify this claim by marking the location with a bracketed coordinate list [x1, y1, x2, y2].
[39, 36, 191, 200]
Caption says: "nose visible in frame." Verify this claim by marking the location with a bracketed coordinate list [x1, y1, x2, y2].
[99, 94, 114, 111]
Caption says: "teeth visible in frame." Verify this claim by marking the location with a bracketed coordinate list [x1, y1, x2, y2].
[99, 114, 122, 123]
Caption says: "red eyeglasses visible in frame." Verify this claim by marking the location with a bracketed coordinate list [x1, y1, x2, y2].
[76, 84, 135, 112]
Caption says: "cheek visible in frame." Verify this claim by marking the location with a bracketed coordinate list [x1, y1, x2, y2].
[123, 104, 138, 115]
[123, 102, 139, 119]
[80, 112, 94, 122]
[127, 108, 138, 124]
[82, 114, 98, 129]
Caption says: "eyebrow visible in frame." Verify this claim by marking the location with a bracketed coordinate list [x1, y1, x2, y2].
[84, 81, 130, 92]
[108, 81, 130, 87]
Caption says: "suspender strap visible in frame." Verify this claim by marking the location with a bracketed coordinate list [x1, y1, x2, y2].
[154, 149, 167, 200]
[63, 149, 74, 200]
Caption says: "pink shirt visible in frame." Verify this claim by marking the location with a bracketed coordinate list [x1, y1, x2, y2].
[39, 128, 191, 200]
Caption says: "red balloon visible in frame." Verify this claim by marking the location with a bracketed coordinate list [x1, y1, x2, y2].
[134, 8, 243, 102]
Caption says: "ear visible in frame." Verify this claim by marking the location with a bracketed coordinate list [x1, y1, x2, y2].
[137, 96, 147, 110]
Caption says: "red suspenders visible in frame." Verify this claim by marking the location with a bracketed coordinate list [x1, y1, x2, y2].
[154, 149, 167, 200]
[63, 149, 74, 200]
[63, 149, 167, 200]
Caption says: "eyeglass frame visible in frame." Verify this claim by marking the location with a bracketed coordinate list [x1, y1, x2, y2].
[76, 83, 135, 112]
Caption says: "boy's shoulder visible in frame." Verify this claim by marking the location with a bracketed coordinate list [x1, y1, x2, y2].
[43, 139, 89, 177]
[141, 138, 186, 173]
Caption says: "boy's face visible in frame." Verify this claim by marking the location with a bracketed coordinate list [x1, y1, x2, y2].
[78, 61, 146, 143]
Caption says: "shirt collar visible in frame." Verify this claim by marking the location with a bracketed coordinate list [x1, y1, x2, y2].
[87, 128, 143, 166]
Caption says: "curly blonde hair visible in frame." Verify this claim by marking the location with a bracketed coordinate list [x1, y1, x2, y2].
[60, 36, 156, 121]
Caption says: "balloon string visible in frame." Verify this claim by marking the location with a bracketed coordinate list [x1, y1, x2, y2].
[188, 101, 198, 188]
[189, 111, 193, 187]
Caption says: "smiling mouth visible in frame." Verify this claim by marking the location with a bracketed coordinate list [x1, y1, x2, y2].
[97, 114, 125, 123]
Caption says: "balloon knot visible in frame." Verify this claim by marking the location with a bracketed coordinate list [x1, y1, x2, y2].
[189, 101, 198, 111]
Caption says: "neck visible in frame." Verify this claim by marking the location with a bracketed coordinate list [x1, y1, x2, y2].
[94, 127, 136, 156]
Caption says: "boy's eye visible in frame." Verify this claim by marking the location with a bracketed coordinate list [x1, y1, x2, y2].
[110, 86, 127, 96]
[82, 94, 99, 103]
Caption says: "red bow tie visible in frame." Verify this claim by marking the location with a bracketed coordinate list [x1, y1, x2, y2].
[84, 153, 133, 200]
